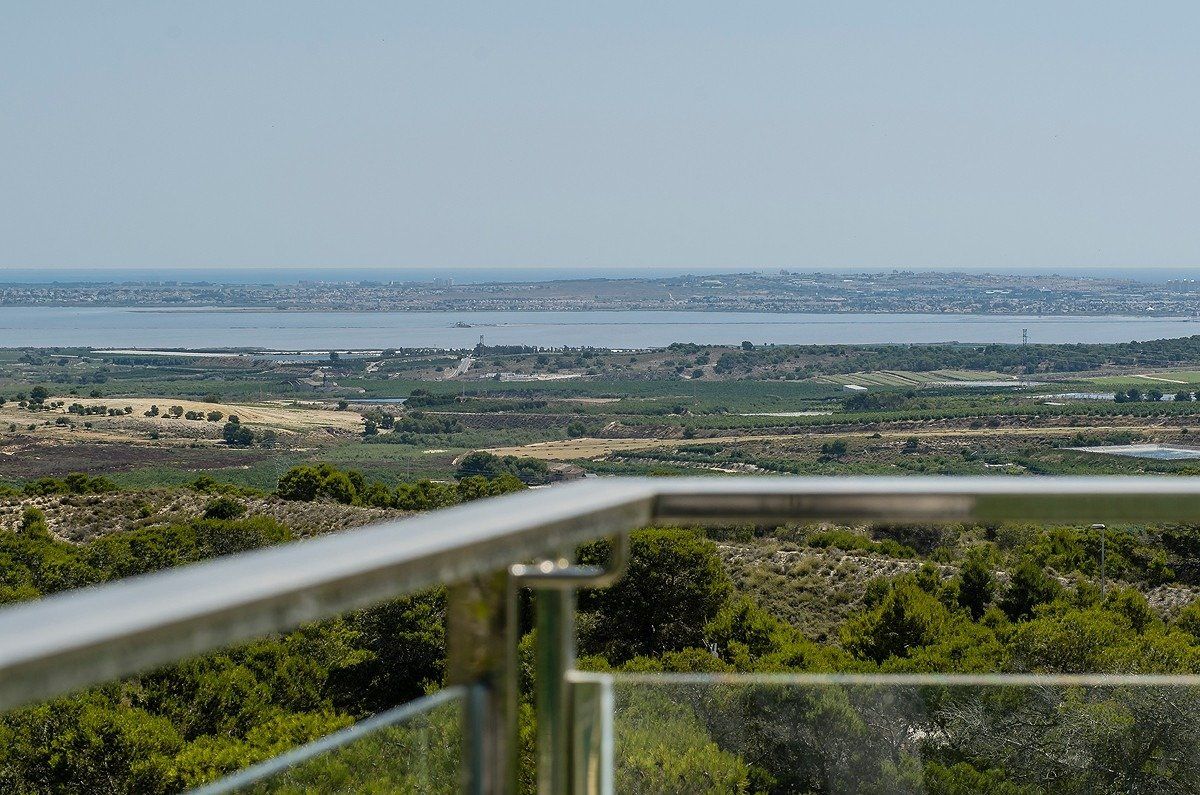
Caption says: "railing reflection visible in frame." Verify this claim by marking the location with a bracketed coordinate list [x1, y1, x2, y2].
[570, 672, 1200, 795]
[193, 687, 463, 795]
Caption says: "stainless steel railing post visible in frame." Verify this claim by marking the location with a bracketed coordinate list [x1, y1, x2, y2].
[514, 535, 629, 794]
[535, 583, 575, 794]
[448, 570, 519, 795]
[569, 673, 614, 795]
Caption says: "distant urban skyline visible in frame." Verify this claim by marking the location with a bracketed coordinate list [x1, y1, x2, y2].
[8, 266, 1200, 289]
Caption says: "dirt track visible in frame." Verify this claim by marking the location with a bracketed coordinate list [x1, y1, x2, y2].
[483, 424, 1173, 461]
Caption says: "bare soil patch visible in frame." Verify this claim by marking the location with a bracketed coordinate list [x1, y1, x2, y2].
[0, 436, 268, 479]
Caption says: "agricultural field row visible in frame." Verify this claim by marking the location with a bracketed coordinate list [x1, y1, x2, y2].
[814, 369, 1020, 387]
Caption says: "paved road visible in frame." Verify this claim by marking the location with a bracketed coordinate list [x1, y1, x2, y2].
[448, 355, 473, 378]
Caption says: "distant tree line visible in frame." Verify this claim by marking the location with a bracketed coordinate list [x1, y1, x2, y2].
[276, 462, 525, 510]
[711, 335, 1200, 377]
[1115, 386, 1196, 403]
[453, 451, 552, 484]
[7, 472, 116, 498]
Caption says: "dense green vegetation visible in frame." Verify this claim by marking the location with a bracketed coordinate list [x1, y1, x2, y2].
[0, 466, 530, 793]
[578, 524, 1200, 793]
[453, 451, 551, 484]
[2, 471, 117, 498]
[276, 462, 526, 509]
[4, 464, 1200, 791]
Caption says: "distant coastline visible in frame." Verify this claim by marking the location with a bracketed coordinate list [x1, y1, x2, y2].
[5, 269, 1200, 317]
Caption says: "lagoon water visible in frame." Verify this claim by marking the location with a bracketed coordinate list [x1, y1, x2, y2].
[1069, 444, 1200, 460]
[3, 307, 1200, 350]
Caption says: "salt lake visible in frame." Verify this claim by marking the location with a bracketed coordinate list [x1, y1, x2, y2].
[4, 307, 1200, 350]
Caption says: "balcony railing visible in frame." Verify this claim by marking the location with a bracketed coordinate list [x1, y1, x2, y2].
[3, 476, 1200, 793]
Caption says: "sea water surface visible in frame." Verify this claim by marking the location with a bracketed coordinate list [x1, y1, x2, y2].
[2, 307, 1199, 350]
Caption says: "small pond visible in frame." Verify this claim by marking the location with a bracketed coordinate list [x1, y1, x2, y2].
[1068, 444, 1200, 460]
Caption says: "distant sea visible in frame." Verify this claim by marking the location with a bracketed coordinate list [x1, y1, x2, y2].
[3, 308, 1199, 350]
[4, 266, 1200, 285]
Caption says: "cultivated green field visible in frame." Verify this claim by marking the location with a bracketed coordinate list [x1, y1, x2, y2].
[814, 369, 1020, 386]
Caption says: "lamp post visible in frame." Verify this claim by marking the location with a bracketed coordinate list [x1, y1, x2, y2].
[1092, 523, 1107, 595]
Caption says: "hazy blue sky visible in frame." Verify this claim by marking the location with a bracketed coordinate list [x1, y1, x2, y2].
[4, 2, 1200, 271]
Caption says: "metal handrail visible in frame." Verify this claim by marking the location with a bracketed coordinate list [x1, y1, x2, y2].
[3, 475, 1200, 712]
[0, 478, 656, 712]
